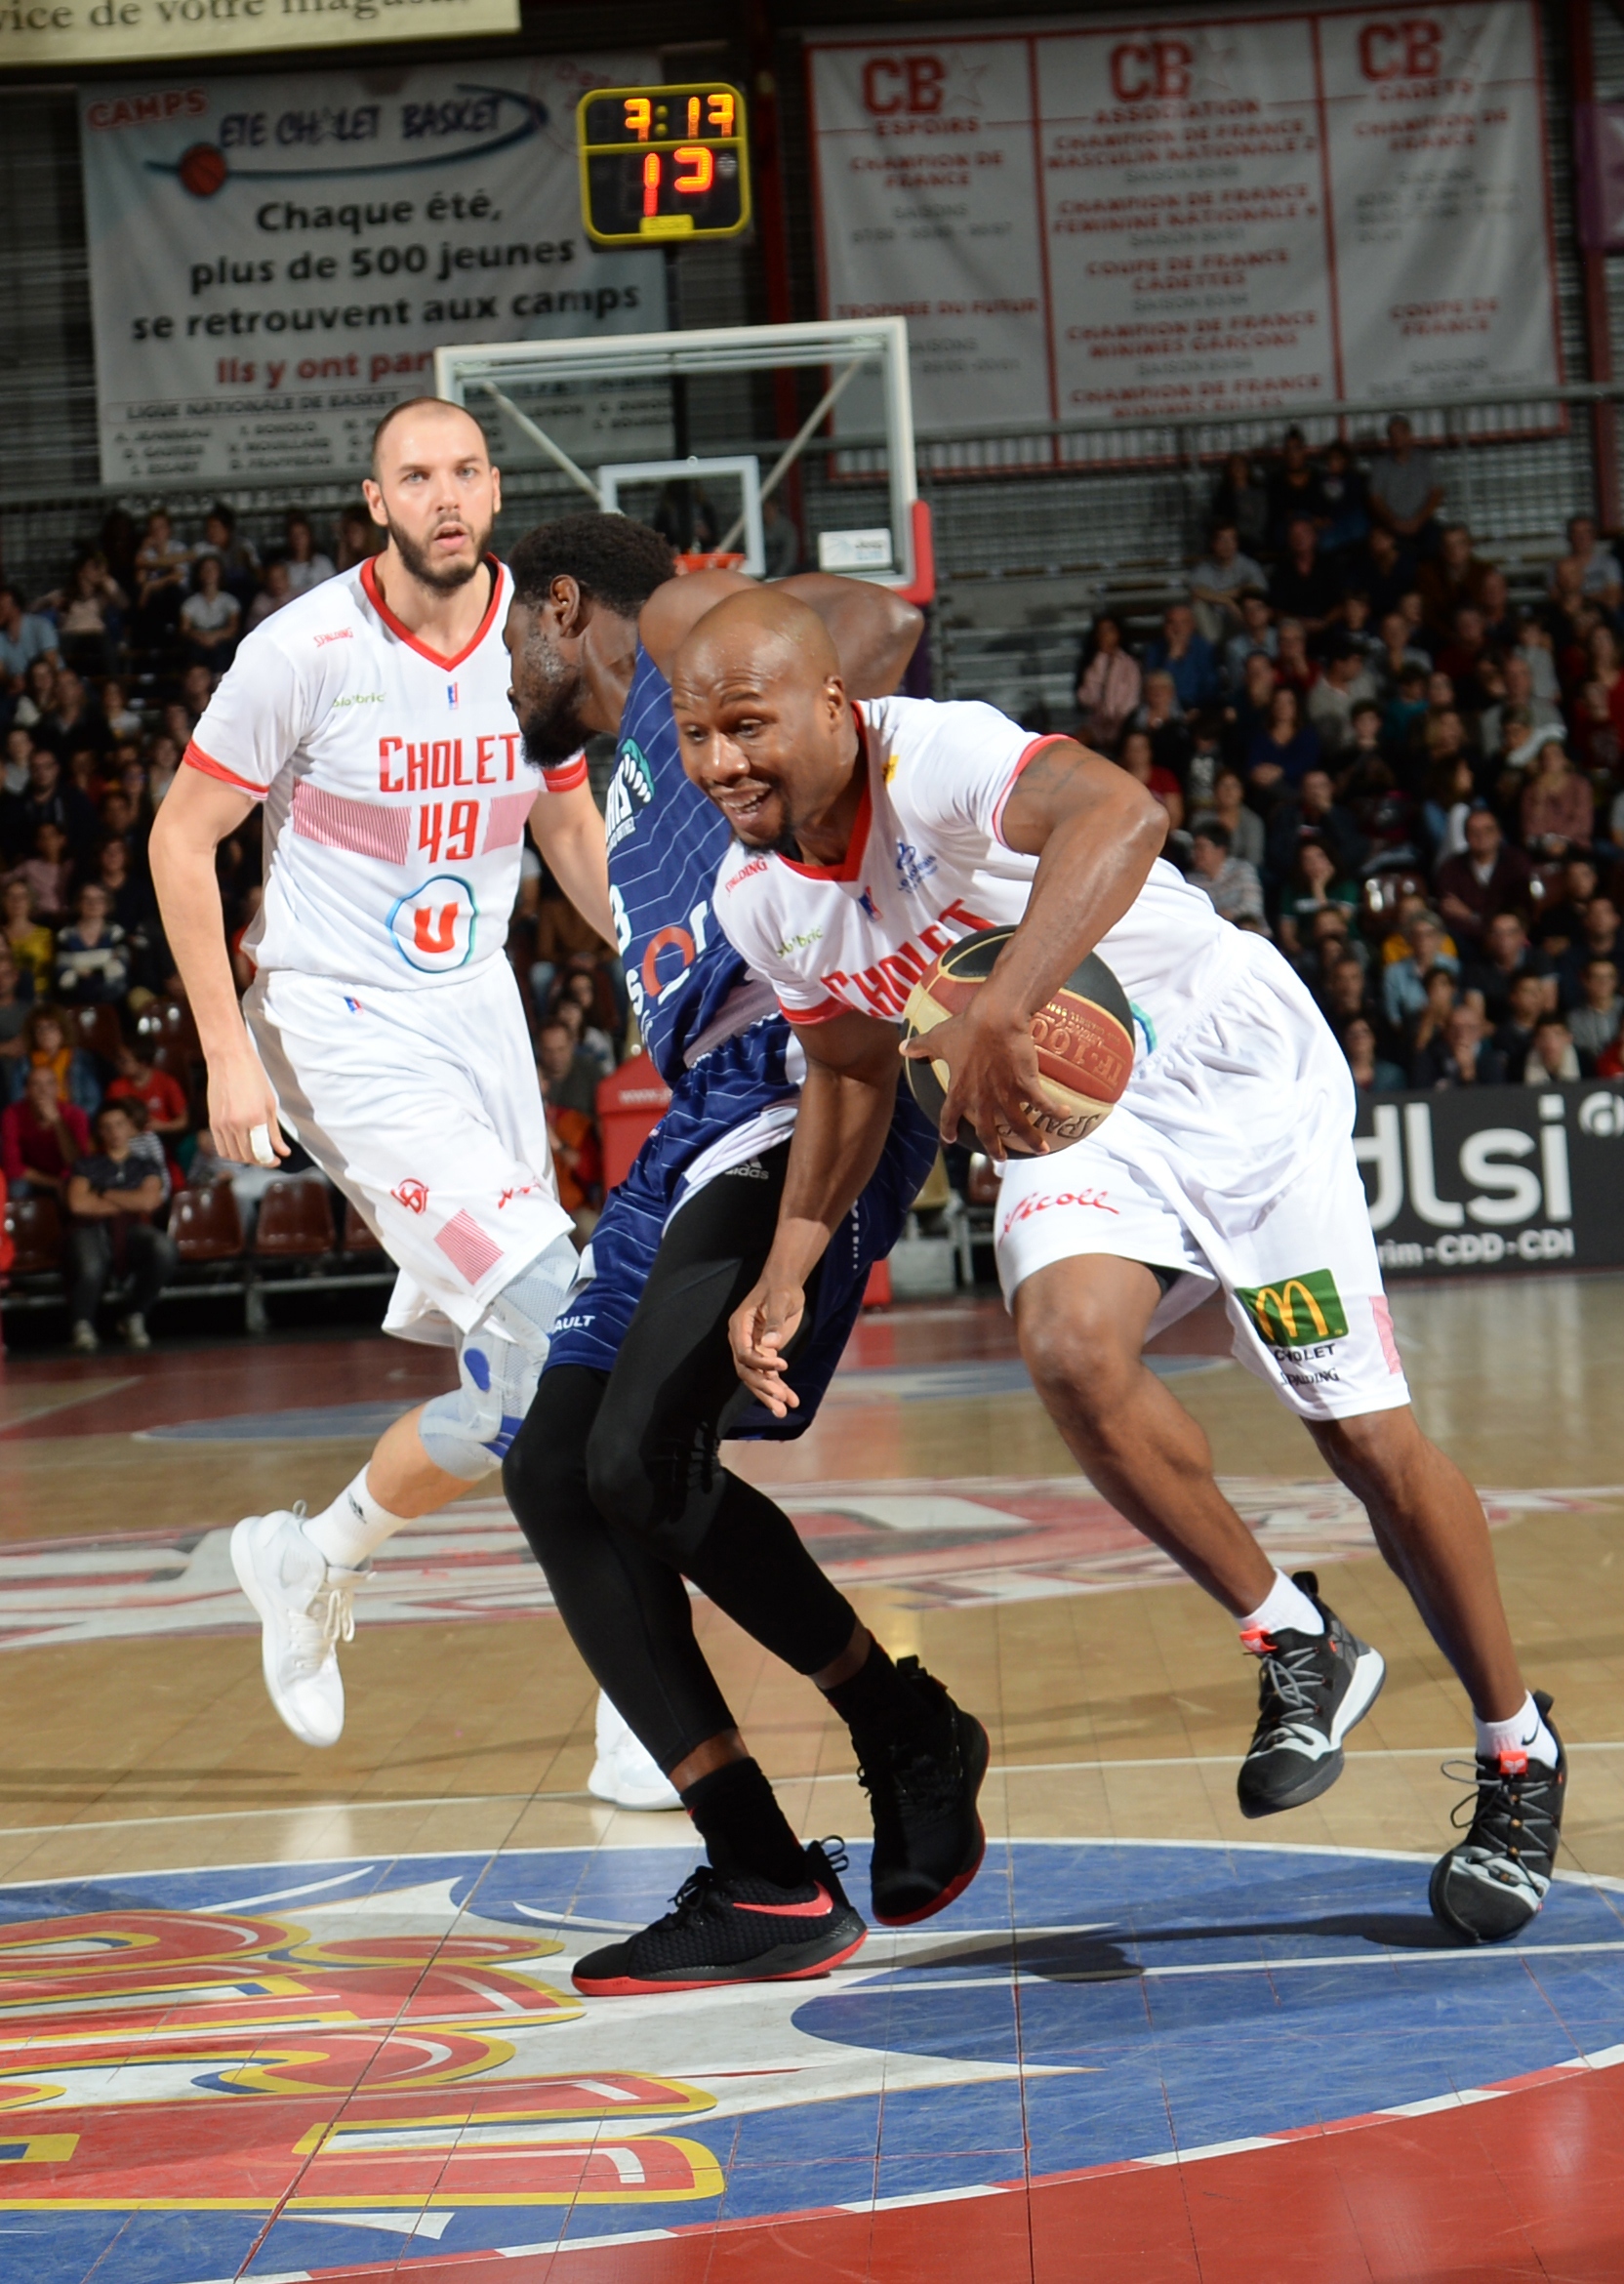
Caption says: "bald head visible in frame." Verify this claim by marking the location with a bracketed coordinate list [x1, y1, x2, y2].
[671, 587, 861, 856]
[361, 396, 499, 597]
[673, 586, 840, 696]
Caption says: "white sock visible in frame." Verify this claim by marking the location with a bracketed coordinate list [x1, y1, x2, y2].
[1238, 1569, 1324, 1641]
[1475, 1693, 1558, 1770]
[304, 1468, 413, 1570]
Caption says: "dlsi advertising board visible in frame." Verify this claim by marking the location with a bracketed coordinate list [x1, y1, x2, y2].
[80, 59, 668, 485]
[1357, 1083, 1624, 1278]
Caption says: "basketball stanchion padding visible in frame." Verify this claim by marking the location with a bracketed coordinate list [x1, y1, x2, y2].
[903, 926, 1134, 1152]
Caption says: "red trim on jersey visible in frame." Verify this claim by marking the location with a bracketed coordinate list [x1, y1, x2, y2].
[774, 707, 873, 882]
[541, 752, 589, 793]
[292, 780, 412, 866]
[359, 553, 506, 670]
[183, 741, 266, 801]
[992, 733, 1071, 848]
[483, 789, 537, 853]
[782, 996, 847, 1026]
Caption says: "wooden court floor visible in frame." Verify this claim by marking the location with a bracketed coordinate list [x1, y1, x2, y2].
[3, 1273, 1624, 2282]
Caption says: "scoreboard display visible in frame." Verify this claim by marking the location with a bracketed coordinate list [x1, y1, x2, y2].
[577, 83, 751, 245]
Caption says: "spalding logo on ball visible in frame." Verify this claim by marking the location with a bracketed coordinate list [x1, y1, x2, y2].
[903, 926, 1134, 1152]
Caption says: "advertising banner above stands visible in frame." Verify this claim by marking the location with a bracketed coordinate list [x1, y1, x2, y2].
[80, 57, 666, 485]
[1356, 1083, 1624, 1278]
[807, 2, 1561, 443]
[0, 0, 515, 71]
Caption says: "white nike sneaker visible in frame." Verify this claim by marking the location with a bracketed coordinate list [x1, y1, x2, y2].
[230, 1507, 364, 1749]
[588, 1692, 682, 1811]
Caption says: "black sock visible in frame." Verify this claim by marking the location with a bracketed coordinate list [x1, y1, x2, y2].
[680, 1759, 809, 1890]
[822, 1638, 940, 1744]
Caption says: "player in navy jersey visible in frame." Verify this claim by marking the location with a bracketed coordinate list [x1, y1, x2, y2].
[498, 513, 989, 1995]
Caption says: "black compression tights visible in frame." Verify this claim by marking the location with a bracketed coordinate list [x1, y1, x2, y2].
[503, 1147, 862, 1774]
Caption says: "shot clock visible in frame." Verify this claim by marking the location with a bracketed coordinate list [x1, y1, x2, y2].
[577, 83, 751, 245]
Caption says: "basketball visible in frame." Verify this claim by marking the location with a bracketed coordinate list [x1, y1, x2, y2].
[902, 926, 1134, 1152]
[178, 143, 228, 198]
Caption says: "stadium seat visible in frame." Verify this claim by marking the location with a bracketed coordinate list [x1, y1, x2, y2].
[341, 1199, 385, 1255]
[171, 1183, 245, 1263]
[5, 1194, 65, 1277]
[137, 999, 201, 1057]
[965, 1155, 1000, 1207]
[253, 1179, 335, 1259]
[72, 1004, 125, 1066]
[913, 1153, 954, 1212]
[148, 1041, 197, 1111]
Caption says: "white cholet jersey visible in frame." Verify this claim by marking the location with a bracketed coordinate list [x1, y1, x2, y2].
[709, 694, 1239, 1068]
[185, 556, 585, 993]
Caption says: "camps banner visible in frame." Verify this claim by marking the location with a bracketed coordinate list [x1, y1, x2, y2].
[80, 56, 667, 483]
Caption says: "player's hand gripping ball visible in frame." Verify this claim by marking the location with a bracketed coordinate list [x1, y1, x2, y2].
[902, 926, 1135, 1153]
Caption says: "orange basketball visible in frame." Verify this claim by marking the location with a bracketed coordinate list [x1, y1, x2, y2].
[903, 926, 1134, 1153]
[178, 143, 228, 199]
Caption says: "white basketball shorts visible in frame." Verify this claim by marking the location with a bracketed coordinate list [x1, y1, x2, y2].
[994, 933, 1410, 1422]
[246, 958, 571, 1341]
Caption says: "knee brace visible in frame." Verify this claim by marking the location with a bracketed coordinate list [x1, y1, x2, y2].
[419, 1235, 580, 1482]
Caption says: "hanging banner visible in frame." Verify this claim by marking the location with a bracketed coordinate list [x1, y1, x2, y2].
[80, 57, 667, 485]
[807, 2, 1561, 438]
[0, 0, 516, 72]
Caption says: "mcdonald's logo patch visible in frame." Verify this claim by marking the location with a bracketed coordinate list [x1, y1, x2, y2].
[1236, 1268, 1348, 1351]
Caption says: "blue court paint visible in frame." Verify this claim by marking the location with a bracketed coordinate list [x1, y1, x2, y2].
[3, 1840, 1620, 2284]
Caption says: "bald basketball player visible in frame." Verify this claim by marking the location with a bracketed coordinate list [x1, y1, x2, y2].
[152, 398, 603, 1751]
[670, 587, 1566, 1947]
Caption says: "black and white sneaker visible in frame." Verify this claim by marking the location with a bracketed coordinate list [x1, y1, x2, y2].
[854, 1657, 990, 1926]
[1430, 1692, 1566, 1944]
[1236, 1572, 1386, 1818]
[571, 1841, 866, 1996]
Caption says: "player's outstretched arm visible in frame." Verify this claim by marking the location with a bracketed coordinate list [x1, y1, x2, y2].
[729, 1008, 900, 1416]
[526, 776, 614, 945]
[642, 570, 922, 700]
[149, 768, 288, 1165]
[902, 741, 1166, 1159]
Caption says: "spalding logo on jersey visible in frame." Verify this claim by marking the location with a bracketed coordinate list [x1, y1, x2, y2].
[386, 875, 477, 972]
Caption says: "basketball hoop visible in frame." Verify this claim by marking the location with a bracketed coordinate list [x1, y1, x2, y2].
[674, 551, 747, 574]
[435, 320, 932, 601]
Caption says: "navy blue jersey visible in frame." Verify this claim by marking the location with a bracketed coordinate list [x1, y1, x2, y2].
[546, 636, 938, 1427]
[546, 1030, 936, 1437]
[608, 644, 754, 1084]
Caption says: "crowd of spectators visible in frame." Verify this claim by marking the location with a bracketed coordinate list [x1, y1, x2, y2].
[8, 437, 1624, 1342]
[0, 499, 631, 1349]
[1074, 413, 1624, 1094]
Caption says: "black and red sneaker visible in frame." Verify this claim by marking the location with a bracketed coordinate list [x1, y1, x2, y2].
[854, 1657, 991, 1927]
[1430, 1692, 1567, 1943]
[571, 1841, 866, 1996]
[1236, 1572, 1386, 1818]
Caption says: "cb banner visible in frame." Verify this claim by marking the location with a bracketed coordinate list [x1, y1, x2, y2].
[1356, 1082, 1624, 1277]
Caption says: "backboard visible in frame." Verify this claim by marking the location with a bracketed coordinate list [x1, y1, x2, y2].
[433, 317, 930, 598]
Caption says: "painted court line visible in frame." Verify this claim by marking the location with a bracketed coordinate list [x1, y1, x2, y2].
[8, 1741, 1624, 1839]
[863, 1937, 1624, 1991]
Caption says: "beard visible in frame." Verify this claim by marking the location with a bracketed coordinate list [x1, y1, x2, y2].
[516, 645, 594, 769]
[386, 512, 493, 594]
